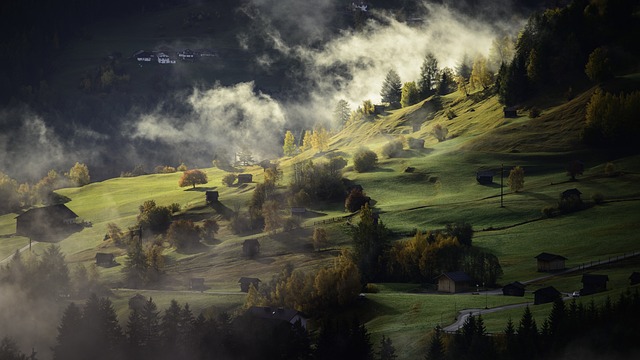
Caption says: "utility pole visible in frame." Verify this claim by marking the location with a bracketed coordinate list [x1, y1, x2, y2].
[500, 164, 504, 208]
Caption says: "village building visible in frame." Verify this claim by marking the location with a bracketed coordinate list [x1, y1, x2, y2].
[95, 252, 116, 267]
[15, 204, 79, 239]
[128, 294, 147, 311]
[630, 272, 640, 286]
[561, 188, 582, 201]
[476, 171, 494, 185]
[535, 252, 567, 272]
[238, 277, 261, 292]
[242, 239, 260, 258]
[581, 274, 609, 295]
[157, 52, 176, 64]
[533, 286, 561, 305]
[502, 281, 526, 297]
[196, 49, 218, 57]
[237, 174, 253, 184]
[206, 190, 219, 203]
[436, 271, 474, 293]
[246, 306, 308, 330]
[290, 207, 307, 216]
[190, 278, 205, 291]
[503, 106, 518, 118]
[134, 51, 154, 62]
[178, 49, 196, 61]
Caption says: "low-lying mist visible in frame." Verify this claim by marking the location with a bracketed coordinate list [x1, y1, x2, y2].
[1, 0, 527, 182]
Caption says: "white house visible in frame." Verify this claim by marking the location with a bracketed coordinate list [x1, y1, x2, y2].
[157, 52, 176, 64]
[178, 49, 195, 60]
[135, 51, 154, 62]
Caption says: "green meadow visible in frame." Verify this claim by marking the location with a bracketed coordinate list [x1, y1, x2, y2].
[3, 79, 640, 360]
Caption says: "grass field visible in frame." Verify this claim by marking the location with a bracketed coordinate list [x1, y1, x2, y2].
[3, 72, 640, 359]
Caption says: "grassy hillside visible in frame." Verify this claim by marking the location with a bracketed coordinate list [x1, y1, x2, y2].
[3, 82, 640, 359]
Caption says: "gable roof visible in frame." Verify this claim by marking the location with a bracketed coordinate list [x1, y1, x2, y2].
[243, 239, 259, 246]
[503, 281, 526, 290]
[533, 286, 561, 297]
[582, 274, 609, 284]
[437, 271, 474, 283]
[238, 277, 261, 284]
[535, 252, 567, 262]
[247, 306, 303, 323]
[16, 204, 78, 221]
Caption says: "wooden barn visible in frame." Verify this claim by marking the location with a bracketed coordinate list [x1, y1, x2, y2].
[190, 278, 205, 291]
[533, 286, 561, 305]
[436, 271, 474, 293]
[243, 239, 260, 258]
[128, 294, 146, 311]
[535, 252, 567, 272]
[247, 306, 308, 330]
[15, 204, 79, 238]
[206, 190, 219, 203]
[237, 174, 253, 184]
[502, 281, 526, 297]
[630, 272, 640, 286]
[238, 277, 261, 292]
[476, 171, 494, 185]
[561, 188, 582, 201]
[503, 106, 518, 118]
[95, 252, 116, 267]
[581, 274, 609, 295]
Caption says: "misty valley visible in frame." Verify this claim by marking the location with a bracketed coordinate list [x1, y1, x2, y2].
[1, 0, 640, 359]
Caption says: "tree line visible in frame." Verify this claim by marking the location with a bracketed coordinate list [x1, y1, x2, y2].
[428, 289, 640, 360]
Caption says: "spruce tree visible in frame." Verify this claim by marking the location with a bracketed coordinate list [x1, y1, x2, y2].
[426, 325, 445, 360]
[380, 69, 402, 108]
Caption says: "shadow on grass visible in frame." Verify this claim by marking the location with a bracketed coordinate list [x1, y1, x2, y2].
[371, 167, 395, 173]
[175, 242, 209, 255]
[184, 186, 218, 192]
[211, 201, 235, 220]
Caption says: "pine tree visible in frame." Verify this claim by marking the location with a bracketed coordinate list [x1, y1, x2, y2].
[301, 130, 312, 151]
[140, 297, 161, 358]
[426, 325, 445, 360]
[517, 306, 538, 360]
[125, 309, 144, 359]
[160, 300, 182, 356]
[380, 69, 402, 108]
[418, 53, 439, 99]
[53, 303, 84, 360]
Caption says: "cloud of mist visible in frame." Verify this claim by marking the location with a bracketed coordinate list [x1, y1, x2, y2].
[0, 283, 61, 359]
[130, 82, 287, 161]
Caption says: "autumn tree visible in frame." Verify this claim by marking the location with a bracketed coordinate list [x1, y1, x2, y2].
[0, 172, 20, 213]
[470, 55, 493, 90]
[178, 169, 208, 189]
[401, 81, 420, 108]
[222, 173, 237, 186]
[585, 47, 612, 83]
[301, 130, 312, 151]
[313, 227, 329, 251]
[167, 220, 201, 251]
[65, 162, 90, 186]
[137, 200, 172, 234]
[283, 130, 296, 156]
[455, 75, 469, 97]
[262, 199, 282, 234]
[352, 203, 390, 282]
[381, 69, 402, 108]
[311, 127, 330, 152]
[202, 218, 219, 241]
[507, 166, 525, 192]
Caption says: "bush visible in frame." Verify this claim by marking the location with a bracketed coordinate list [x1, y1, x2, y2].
[177, 163, 188, 171]
[167, 220, 201, 251]
[381, 139, 404, 158]
[155, 165, 176, 174]
[202, 218, 219, 240]
[363, 283, 380, 293]
[222, 173, 237, 186]
[345, 188, 370, 213]
[432, 124, 448, 142]
[407, 137, 425, 149]
[529, 107, 541, 118]
[168, 203, 181, 213]
[353, 148, 378, 173]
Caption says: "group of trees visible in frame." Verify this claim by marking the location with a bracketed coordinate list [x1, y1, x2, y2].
[496, 0, 638, 106]
[283, 128, 331, 156]
[245, 250, 361, 317]
[583, 88, 640, 148]
[0, 163, 90, 214]
[430, 290, 640, 359]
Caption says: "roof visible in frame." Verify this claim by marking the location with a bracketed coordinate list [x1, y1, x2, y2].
[533, 286, 561, 296]
[582, 274, 609, 284]
[16, 204, 78, 220]
[630, 272, 640, 279]
[238, 277, 261, 283]
[562, 188, 582, 196]
[535, 252, 567, 261]
[247, 306, 303, 323]
[476, 171, 494, 177]
[503, 281, 526, 290]
[243, 239, 259, 245]
[437, 271, 474, 283]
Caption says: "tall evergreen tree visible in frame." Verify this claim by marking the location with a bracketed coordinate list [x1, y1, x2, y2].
[418, 53, 439, 99]
[517, 306, 538, 360]
[140, 297, 161, 358]
[53, 303, 84, 360]
[160, 299, 182, 357]
[351, 203, 391, 282]
[426, 325, 445, 360]
[380, 69, 402, 108]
